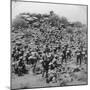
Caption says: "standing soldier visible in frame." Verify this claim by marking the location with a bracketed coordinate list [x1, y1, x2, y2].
[62, 47, 67, 63]
[42, 51, 51, 83]
[76, 48, 82, 65]
[66, 48, 72, 61]
[82, 48, 87, 64]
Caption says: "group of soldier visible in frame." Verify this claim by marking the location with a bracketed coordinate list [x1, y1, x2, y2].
[11, 43, 87, 83]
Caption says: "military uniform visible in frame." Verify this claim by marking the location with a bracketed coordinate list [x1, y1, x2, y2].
[76, 49, 82, 65]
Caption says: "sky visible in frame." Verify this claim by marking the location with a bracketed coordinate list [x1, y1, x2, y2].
[12, 1, 87, 24]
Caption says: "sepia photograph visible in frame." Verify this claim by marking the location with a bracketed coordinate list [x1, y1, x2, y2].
[11, 0, 88, 89]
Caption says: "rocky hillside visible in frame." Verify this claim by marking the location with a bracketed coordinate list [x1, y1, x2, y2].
[11, 11, 87, 52]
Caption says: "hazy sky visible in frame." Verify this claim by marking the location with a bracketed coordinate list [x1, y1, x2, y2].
[12, 1, 87, 24]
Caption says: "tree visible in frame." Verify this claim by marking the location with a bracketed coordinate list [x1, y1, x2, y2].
[12, 15, 27, 29]
[59, 16, 69, 26]
[72, 21, 83, 27]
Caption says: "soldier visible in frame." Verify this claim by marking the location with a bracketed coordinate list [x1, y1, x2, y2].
[76, 48, 82, 65]
[42, 53, 48, 77]
[47, 56, 59, 83]
[66, 48, 72, 61]
[62, 47, 67, 63]
[18, 56, 28, 76]
[84, 54, 87, 64]
[47, 65, 57, 83]
[82, 48, 87, 64]
[14, 50, 20, 61]
[44, 45, 50, 54]
[25, 52, 30, 64]
[42, 52, 51, 83]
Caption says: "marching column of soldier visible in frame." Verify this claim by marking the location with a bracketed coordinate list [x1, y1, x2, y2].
[11, 43, 87, 83]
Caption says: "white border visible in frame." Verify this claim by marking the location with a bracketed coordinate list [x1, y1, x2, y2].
[0, 0, 89, 90]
